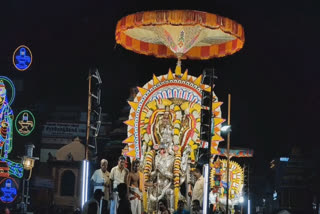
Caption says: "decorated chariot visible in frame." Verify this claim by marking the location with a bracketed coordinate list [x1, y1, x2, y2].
[116, 10, 245, 212]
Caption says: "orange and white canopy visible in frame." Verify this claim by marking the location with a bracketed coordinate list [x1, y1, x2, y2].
[116, 10, 245, 60]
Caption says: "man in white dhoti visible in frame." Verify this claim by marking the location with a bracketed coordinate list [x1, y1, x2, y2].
[91, 159, 110, 214]
[127, 159, 142, 214]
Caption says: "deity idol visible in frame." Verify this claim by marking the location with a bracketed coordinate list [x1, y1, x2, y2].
[148, 143, 175, 211]
[142, 102, 194, 213]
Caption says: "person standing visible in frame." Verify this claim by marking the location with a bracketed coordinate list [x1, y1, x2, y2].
[82, 189, 104, 214]
[158, 199, 170, 214]
[191, 166, 204, 207]
[117, 183, 132, 214]
[127, 159, 142, 214]
[173, 200, 190, 214]
[91, 159, 110, 213]
[191, 200, 201, 214]
[110, 156, 129, 214]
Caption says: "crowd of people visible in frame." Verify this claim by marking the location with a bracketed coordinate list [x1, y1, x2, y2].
[84, 156, 204, 214]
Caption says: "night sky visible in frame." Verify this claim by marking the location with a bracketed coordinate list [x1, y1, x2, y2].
[0, 0, 317, 174]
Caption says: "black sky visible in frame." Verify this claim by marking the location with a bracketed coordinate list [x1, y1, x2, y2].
[0, 0, 318, 173]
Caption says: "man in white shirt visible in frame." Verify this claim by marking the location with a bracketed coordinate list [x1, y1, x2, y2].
[109, 156, 129, 214]
[91, 159, 110, 214]
[191, 166, 204, 207]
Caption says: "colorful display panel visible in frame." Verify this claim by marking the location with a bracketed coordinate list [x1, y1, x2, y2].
[15, 110, 35, 136]
[210, 159, 244, 206]
[0, 177, 18, 203]
[13, 45, 32, 71]
[0, 77, 23, 179]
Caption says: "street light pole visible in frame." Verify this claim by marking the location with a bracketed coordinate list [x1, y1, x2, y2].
[21, 144, 38, 214]
[226, 94, 231, 214]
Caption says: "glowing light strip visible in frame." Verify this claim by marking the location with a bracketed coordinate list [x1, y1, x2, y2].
[248, 199, 251, 214]
[81, 160, 89, 208]
[85, 161, 89, 202]
[81, 160, 86, 208]
[202, 164, 209, 214]
[280, 157, 289, 162]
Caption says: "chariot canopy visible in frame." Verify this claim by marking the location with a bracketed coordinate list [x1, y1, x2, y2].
[116, 10, 244, 74]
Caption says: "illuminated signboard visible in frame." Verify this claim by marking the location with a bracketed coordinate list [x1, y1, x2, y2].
[0, 177, 18, 203]
[13, 45, 32, 71]
[42, 122, 87, 138]
[15, 110, 35, 136]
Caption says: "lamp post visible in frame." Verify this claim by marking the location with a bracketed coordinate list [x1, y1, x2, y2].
[21, 144, 38, 214]
[221, 94, 232, 214]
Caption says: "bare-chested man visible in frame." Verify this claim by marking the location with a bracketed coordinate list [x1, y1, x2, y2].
[127, 159, 142, 214]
